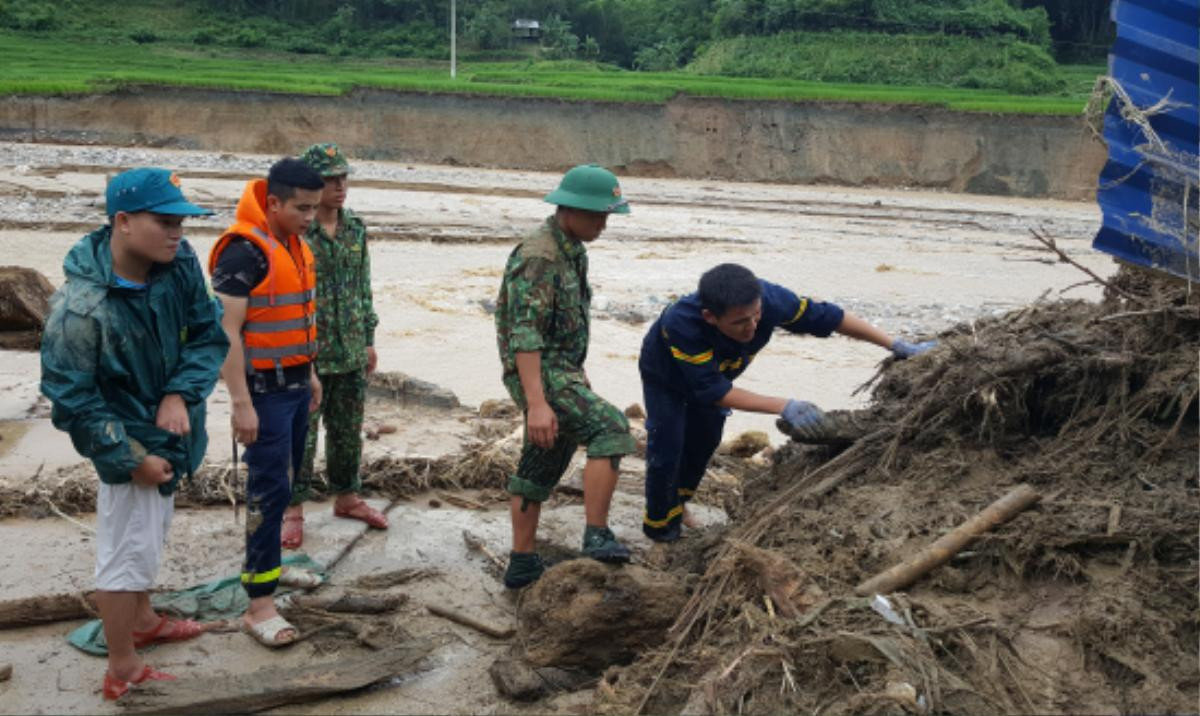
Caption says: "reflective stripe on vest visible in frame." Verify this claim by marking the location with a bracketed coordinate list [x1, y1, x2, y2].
[245, 342, 318, 361]
[247, 289, 315, 308]
[243, 315, 315, 333]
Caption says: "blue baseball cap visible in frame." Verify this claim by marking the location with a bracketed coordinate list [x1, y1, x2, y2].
[105, 168, 212, 218]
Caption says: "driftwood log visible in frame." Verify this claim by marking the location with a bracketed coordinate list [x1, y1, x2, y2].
[427, 604, 514, 639]
[855, 483, 1042, 596]
[123, 640, 433, 714]
[0, 592, 95, 630]
[290, 590, 407, 614]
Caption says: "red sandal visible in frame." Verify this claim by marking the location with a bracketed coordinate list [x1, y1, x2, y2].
[102, 664, 176, 701]
[334, 499, 388, 529]
[132, 614, 206, 649]
[281, 513, 304, 549]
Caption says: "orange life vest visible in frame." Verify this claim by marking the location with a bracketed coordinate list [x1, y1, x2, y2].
[209, 180, 317, 375]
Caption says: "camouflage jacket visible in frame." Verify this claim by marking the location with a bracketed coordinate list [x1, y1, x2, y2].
[495, 217, 591, 404]
[305, 208, 378, 374]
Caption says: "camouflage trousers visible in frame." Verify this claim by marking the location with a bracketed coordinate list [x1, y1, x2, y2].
[505, 373, 636, 503]
[293, 370, 365, 505]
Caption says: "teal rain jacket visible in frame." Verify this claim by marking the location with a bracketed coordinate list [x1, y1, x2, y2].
[40, 226, 229, 495]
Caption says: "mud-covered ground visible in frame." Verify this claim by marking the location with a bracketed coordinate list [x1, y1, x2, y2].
[0, 142, 1117, 714]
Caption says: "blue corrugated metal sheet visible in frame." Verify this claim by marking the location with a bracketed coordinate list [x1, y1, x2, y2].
[1092, 0, 1199, 281]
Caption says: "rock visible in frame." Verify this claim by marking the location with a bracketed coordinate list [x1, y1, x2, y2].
[558, 456, 585, 495]
[518, 560, 687, 671]
[631, 425, 648, 458]
[488, 658, 591, 701]
[368, 371, 460, 409]
[0, 266, 54, 351]
[489, 658, 543, 701]
[0, 662, 9, 681]
[623, 403, 646, 420]
[719, 430, 770, 458]
[479, 399, 520, 419]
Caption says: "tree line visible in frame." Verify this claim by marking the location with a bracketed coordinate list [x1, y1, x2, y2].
[2, 0, 1114, 68]
[189, 0, 1114, 66]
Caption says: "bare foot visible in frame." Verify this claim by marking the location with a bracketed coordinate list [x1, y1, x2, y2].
[681, 504, 700, 529]
[281, 504, 304, 549]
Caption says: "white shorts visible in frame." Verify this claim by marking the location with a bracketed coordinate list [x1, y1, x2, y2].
[94, 482, 174, 592]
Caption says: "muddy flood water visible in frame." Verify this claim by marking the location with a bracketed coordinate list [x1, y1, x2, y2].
[0, 142, 1114, 714]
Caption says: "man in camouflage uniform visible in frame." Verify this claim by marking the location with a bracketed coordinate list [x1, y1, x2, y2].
[495, 164, 636, 589]
[282, 143, 385, 548]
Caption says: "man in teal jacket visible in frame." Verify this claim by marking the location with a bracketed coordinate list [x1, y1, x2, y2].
[40, 168, 229, 700]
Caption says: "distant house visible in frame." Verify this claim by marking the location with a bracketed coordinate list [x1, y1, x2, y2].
[512, 19, 541, 41]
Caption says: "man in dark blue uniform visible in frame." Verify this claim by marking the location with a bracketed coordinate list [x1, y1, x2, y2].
[638, 263, 934, 541]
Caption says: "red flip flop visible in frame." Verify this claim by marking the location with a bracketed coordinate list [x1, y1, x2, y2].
[132, 614, 206, 649]
[281, 514, 304, 549]
[334, 499, 388, 529]
[102, 664, 176, 700]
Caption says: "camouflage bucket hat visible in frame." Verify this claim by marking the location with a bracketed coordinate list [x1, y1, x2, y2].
[300, 142, 353, 177]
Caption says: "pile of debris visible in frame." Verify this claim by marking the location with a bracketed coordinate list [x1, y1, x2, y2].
[598, 267, 1199, 715]
[0, 431, 523, 518]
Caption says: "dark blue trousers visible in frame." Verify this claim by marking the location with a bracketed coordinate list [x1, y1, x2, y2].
[242, 386, 310, 599]
[641, 378, 727, 541]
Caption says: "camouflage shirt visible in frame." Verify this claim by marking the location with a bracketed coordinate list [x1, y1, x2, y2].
[305, 208, 378, 374]
[496, 217, 591, 403]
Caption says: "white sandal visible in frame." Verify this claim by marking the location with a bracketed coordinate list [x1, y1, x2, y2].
[278, 567, 324, 589]
[243, 615, 299, 648]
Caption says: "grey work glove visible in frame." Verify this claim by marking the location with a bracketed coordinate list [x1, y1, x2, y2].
[891, 339, 937, 360]
[780, 399, 827, 440]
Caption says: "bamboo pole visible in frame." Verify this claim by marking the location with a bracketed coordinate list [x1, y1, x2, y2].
[855, 484, 1041, 596]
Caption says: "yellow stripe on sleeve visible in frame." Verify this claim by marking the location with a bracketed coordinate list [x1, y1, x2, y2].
[670, 346, 714, 365]
[782, 297, 810, 325]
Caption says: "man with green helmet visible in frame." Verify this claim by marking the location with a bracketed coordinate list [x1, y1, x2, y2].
[494, 164, 637, 588]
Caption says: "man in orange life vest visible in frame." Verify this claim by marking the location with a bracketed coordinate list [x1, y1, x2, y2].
[210, 158, 324, 647]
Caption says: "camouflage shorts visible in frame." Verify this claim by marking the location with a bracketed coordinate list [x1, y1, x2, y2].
[507, 380, 634, 502]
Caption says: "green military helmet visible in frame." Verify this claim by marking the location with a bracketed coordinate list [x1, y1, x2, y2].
[300, 142, 353, 177]
[544, 164, 630, 215]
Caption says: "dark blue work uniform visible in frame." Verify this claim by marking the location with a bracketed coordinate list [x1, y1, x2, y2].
[638, 280, 844, 540]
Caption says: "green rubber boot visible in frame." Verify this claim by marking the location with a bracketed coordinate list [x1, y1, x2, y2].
[503, 552, 545, 589]
[582, 525, 631, 563]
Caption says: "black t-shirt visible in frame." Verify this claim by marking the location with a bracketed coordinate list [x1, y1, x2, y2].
[212, 236, 310, 393]
[210, 237, 269, 298]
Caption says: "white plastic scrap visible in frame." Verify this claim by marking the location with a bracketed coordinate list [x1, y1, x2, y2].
[870, 594, 907, 626]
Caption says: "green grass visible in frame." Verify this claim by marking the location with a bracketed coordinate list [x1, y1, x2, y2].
[0, 33, 1097, 115]
[1059, 63, 1107, 97]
